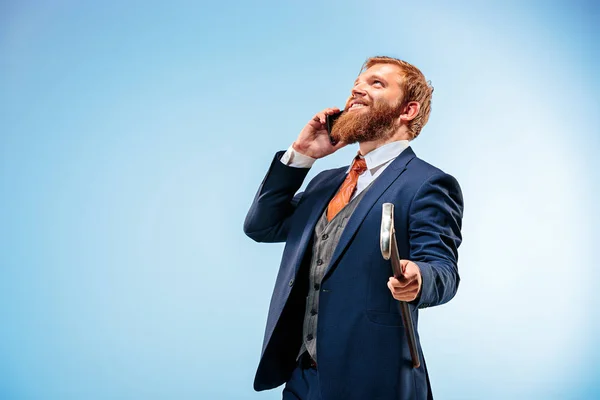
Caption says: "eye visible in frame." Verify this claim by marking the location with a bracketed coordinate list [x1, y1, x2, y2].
[373, 80, 384, 86]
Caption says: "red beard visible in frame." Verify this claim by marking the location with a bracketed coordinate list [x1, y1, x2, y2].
[330, 100, 402, 144]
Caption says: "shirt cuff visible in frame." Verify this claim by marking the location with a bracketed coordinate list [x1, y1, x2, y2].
[280, 144, 316, 168]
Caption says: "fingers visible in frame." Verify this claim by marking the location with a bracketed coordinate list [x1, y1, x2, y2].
[387, 260, 423, 302]
[394, 290, 420, 302]
[387, 279, 419, 301]
[399, 259, 410, 274]
[389, 276, 411, 289]
[387, 276, 419, 302]
[295, 106, 342, 159]
[312, 107, 341, 125]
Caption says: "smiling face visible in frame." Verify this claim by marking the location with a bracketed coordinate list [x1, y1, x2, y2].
[346, 63, 405, 113]
[331, 63, 406, 144]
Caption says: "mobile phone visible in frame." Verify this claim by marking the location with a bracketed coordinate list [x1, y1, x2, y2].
[326, 110, 343, 145]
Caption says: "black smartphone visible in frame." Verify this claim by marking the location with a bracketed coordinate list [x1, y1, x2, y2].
[326, 110, 343, 145]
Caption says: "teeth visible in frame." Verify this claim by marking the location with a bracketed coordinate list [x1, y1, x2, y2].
[352, 103, 366, 108]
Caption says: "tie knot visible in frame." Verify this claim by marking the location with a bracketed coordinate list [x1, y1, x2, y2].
[352, 157, 367, 174]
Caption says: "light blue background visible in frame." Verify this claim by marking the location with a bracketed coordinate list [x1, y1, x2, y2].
[1, 1, 598, 399]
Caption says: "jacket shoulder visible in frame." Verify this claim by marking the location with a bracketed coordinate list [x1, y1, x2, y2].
[407, 155, 459, 183]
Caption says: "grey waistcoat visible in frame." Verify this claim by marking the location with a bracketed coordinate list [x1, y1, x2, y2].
[298, 187, 369, 362]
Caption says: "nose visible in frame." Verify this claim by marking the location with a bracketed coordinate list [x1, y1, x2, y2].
[351, 83, 367, 97]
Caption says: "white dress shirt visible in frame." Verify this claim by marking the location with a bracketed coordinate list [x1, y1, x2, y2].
[280, 140, 410, 200]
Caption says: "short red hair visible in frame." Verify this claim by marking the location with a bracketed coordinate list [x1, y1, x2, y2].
[361, 56, 433, 139]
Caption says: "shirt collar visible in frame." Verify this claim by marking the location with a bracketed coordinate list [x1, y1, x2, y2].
[348, 140, 410, 172]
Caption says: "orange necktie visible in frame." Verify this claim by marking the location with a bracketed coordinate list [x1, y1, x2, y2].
[327, 156, 368, 221]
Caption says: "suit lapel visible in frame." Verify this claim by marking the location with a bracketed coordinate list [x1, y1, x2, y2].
[323, 147, 417, 278]
[291, 167, 347, 276]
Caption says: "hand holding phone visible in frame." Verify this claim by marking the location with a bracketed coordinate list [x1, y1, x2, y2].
[293, 107, 345, 159]
[326, 110, 343, 145]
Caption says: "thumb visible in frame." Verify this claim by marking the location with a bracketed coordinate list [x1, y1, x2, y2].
[332, 140, 347, 151]
[399, 259, 410, 276]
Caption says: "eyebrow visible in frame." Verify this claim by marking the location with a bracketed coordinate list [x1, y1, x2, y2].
[354, 74, 387, 85]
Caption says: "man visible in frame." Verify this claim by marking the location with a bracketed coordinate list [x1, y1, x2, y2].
[243, 56, 464, 400]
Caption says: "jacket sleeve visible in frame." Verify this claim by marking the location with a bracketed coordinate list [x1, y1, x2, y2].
[408, 172, 464, 309]
[243, 151, 310, 243]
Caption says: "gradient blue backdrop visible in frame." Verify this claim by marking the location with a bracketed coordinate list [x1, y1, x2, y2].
[1, 1, 598, 399]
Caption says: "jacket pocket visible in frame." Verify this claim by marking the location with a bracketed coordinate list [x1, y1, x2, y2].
[365, 309, 404, 327]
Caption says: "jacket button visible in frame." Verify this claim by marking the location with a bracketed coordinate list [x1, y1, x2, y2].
[289, 279, 294, 287]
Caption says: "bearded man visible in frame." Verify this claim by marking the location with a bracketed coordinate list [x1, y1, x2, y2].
[243, 56, 464, 400]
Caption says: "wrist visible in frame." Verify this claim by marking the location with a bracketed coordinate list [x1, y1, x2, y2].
[292, 141, 307, 154]
[292, 141, 314, 158]
[286, 143, 317, 168]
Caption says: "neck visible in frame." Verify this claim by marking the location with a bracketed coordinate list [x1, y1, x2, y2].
[358, 129, 411, 156]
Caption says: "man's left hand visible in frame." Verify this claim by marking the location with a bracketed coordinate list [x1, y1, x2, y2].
[387, 260, 422, 302]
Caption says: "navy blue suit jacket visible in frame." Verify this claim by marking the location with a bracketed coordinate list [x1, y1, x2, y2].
[244, 147, 463, 399]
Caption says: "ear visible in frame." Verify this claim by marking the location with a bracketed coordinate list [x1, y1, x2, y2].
[399, 101, 420, 122]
